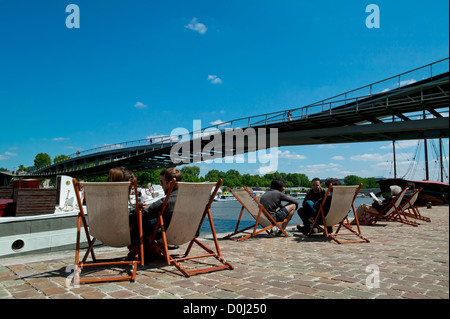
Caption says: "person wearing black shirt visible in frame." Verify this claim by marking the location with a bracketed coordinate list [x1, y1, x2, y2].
[297, 178, 340, 235]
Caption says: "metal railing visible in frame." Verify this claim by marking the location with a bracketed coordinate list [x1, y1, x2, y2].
[34, 57, 449, 172]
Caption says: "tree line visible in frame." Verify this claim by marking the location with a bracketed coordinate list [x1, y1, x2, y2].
[6, 152, 380, 190]
[87, 166, 380, 190]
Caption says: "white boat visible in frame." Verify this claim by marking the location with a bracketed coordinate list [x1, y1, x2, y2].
[213, 189, 237, 202]
[0, 176, 165, 258]
[214, 194, 238, 202]
[129, 183, 165, 207]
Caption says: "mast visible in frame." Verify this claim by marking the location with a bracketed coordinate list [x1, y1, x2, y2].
[424, 139, 429, 180]
[439, 138, 444, 183]
[423, 111, 429, 181]
[392, 140, 397, 179]
[392, 115, 397, 179]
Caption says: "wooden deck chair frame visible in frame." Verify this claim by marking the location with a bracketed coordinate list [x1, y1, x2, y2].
[149, 178, 233, 277]
[400, 187, 431, 222]
[368, 186, 419, 226]
[72, 178, 144, 284]
[309, 183, 369, 244]
[224, 186, 289, 241]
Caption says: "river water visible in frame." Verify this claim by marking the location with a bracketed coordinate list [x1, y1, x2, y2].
[200, 197, 374, 235]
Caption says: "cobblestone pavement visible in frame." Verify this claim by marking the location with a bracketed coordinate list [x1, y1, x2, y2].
[0, 206, 448, 300]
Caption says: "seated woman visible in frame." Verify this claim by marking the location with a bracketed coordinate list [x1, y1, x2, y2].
[354, 185, 402, 225]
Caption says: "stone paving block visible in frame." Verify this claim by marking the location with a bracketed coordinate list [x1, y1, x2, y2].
[206, 290, 242, 299]
[425, 291, 450, 299]
[290, 284, 317, 295]
[190, 284, 218, 294]
[240, 288, 274, 299]
[108, 289, 138, 299]
[263, 287, 293, 297]
[11, 288, 45, 299]
[390, 284, 428, 294]
[41, 286, 70, 296]
[0, 288, 12, 299]
[50, 292, 81, 299]
[184, 292, 215, 299]
[0, 206, 448, 300]
[331, 275, 360, 283]
[288, 293, 321, 299]
[312, 283, 346, 292]
[401, 291, 434, 299]
[165, 286, 198, 297]
[79, 290, 109, 299]
[342, 288, 379, 298]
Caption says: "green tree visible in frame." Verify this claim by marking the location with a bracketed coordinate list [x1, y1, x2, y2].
[135, 169, 164, 186]
[18, 165, 30, 171]
[363, 177, 378, 188]
[34, 153, 51, 168]
[343, 175, 362, 186]
[205, 169, 223, 182]
[285, 173, 310, 187]
[180, 166, 201, 182]
[222, 169, 242, 188]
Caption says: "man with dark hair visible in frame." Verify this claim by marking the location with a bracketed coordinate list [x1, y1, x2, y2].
[297, 177, 340, 235]
[297, 177, 325, 234]
[259, 178, 298, 235]
[128, 167, 182, 260]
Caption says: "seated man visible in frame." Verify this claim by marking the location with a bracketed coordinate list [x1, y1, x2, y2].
[259, 178, 298, 236]
[297, 178, 325, 234]
[128, 167, 182, 260]
[297, 178, 340, 235]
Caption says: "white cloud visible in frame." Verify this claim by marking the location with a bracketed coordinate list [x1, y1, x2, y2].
[277, 150, 307, 160]
[210, 119, 226, 126]
[207, 75, 222, 84]
[4, 152, 16, 156]
[297, 162, 345, 177]
[185, 17, 207, 35]
[350, 152, 413, 162]
[400, 79, 417, 86]
[134, 101, 148, 109]
[0, 155, 9, 160]
[350, 153, 383, 162]
[380, 140, 419, 150]
[381, 78, 416, 92]
[258, 166, 276, 175]
[331, 155, 345, 160]
[53, 137, 69, 141]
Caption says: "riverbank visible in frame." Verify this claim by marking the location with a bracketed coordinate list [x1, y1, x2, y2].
[0, 205, 448, 303]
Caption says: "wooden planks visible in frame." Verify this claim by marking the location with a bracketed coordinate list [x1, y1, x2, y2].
[14, 189, 57, 216]
[0, 186, 13, 199]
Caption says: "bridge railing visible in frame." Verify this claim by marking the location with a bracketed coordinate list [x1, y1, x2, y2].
[36, 57, 449, 173]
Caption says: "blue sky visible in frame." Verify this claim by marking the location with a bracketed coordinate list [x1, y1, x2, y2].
[0, 0, 448, 181]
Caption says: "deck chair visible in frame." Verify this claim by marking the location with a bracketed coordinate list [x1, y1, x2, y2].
[309, 184, 369, 244]
[224, 187, 289, 241]
[71, 178, 144, 284]
[400, 188, 431, 222]
[368, 186, 419, 226]
[149, 179, 233, 277]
